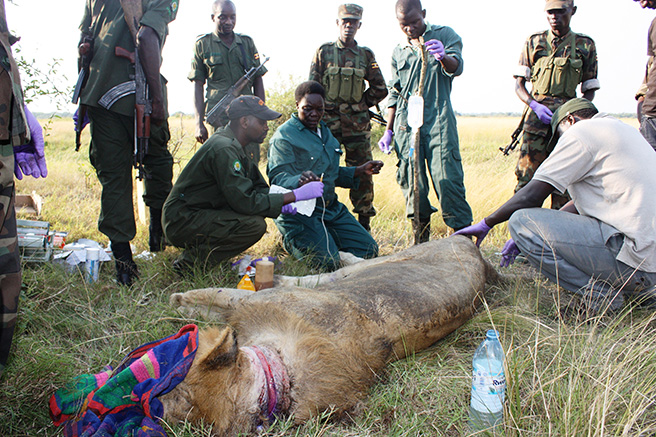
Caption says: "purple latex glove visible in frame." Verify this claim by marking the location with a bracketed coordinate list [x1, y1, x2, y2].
[73, 108, 90, 131]
[378, 129, 393, 154]
[453, 219, 492, 247]
[500, 239, 520, 268]
[14, 105, 47, 180]
[293, 181, 324, 201]
[529, 99, 553, 125]
[281, 204, 297, 215]
[424, 39, 446, 61]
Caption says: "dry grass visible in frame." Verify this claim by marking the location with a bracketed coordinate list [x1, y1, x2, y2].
[2, 114, 654, 436]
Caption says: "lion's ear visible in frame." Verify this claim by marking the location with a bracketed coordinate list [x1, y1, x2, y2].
[200, 326, 239, 370]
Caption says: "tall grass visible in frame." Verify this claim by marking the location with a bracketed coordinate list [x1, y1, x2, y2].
[1, 111, 653, 437]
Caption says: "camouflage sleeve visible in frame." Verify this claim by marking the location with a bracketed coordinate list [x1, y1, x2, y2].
[387, 48, 401, 108]
[309, 47, 323, 83]
[187, 38, 207, 82]
[579, 36, 599, 92]
[140, 0, 179, 45]
[637, 57, 653, 100]
[514, 36, 532, 79]
[79, 0, 92, 34]
[362, 49, 387, 109]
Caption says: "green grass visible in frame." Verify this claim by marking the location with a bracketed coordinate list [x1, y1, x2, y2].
[2, 114, 654, 436]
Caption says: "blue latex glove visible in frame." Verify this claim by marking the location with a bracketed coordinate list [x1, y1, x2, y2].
[500, 239, 520, 268]
[424, 39, 446, 61]
[73, 108, 90, 131]
[453, 219, 492, 247]
[529, 100, 553, 125]
[14, 105, 47, 180]
[281, 204, 297, 215]
[293, 181, 324, 201]
[378, 129, 393, 154]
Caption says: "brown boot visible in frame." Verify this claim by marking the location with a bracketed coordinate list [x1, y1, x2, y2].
[358, 214, 371, 232]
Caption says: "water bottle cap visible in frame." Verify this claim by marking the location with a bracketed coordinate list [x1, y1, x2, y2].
[486, 329, 499, 339]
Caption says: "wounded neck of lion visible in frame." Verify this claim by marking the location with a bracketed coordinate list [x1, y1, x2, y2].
[241, 345, 291, 425]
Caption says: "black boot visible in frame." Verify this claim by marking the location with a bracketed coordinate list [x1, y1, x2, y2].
[358, 214, 371, 232]
[412, 218, 431, 244]
[149, 208, 166, 252]
[111, 241, 139, 286]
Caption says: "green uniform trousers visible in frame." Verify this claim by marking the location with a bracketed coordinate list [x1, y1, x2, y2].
[274, 200, 378, 271]
[164, 200, 267, 267]
[395, 127, 472, 230]
[330, 130, 375, 217]
[0, 177, 20, 377]
[88, 106, 173, 243]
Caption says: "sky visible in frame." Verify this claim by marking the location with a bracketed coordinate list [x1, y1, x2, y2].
[5, 0, 655, 115]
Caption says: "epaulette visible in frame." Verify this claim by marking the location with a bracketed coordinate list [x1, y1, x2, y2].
[196, 33, 211, 42]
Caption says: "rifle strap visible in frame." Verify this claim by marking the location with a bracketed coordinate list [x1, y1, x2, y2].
[238, 40, 249, 74]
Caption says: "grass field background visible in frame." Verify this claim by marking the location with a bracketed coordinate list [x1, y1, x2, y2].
[2, 112, 655, 437]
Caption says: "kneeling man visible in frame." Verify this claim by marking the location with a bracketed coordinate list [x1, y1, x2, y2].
[455, 98, 656, 311]
[163, 96, 323, 272]
[267, 80, 383, 270]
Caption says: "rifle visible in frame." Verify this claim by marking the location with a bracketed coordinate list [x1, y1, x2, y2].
[111, 45, 151, 181]
[500, 107, 529, 156]
[205, 56, 270, 127]
[73, 35, 93, 152]
[369, 104, 387, 126]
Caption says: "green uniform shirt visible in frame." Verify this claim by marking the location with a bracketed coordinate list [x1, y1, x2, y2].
[309, 40, 387, 136]
[79, 0, 178, 117]
[188, 32, 267, 113]
[388, 23, 462, 159]
[165, 126, 283, 218]
[267, 114, 357, 205]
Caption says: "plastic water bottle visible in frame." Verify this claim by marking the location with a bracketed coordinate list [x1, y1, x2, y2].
[469, 329, 506, 431]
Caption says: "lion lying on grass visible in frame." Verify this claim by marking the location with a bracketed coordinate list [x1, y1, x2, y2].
[162, 236, 498, 434]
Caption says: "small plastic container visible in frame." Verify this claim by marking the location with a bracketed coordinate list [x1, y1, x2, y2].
[85, 248, 100, 283]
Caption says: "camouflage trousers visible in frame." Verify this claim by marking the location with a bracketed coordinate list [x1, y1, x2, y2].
[332, 132, 376, 217]
[515, 100, 570, 210]
[0, 150, 20, 378]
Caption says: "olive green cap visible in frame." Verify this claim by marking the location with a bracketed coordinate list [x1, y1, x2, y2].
[545, 0, 574, 11]
[338, 4, 363, 20]
[550, 98, 597, 135]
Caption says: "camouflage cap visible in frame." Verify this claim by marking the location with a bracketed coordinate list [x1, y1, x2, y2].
[226, 96, 282, 121]
[550, 98, 597, 135]
[545, 0, 574, 10]
[338, 4, 363, 20]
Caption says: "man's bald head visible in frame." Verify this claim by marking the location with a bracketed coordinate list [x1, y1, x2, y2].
[213, 0, 236, 15]
[395, 0, 423, 14]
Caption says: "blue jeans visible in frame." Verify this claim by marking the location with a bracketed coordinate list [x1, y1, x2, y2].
[509, 208, 656, 310]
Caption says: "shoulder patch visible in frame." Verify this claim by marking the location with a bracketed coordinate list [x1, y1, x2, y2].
[233, 160, 242, 172]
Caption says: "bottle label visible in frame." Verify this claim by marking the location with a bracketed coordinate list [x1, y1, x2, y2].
[470, 368, 506, 413]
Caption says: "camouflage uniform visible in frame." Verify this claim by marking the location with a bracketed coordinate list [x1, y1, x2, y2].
[0, 0, 29, 377]
[309, 36, 387, 218]
[188, 32, 266, 162]
[514, 30, 599, 208]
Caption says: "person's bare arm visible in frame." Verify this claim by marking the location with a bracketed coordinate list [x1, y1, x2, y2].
[193, 80, 208, 143]
[485, 180, 555, 227]
[253, 76, 265, 102]
[136, 26, 165, 123]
